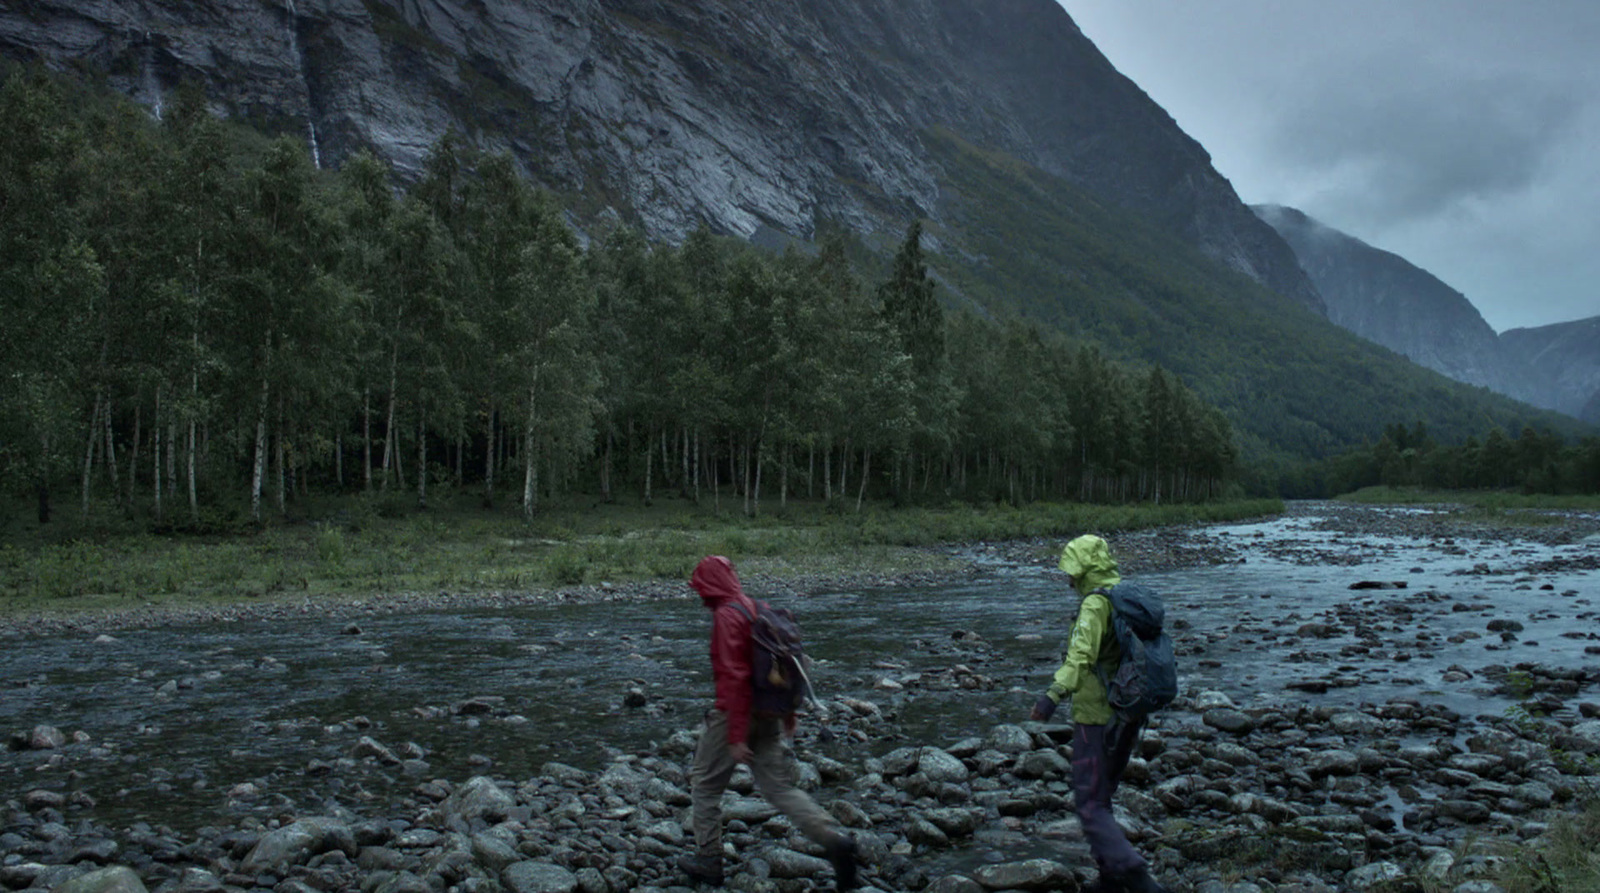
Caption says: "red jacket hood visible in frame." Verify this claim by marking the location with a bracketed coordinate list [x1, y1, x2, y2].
[691, 555, 745, 608]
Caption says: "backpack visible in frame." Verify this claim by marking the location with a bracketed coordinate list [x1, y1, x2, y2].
[1091, 583, 1178, 724]
[730, 600, 814, 715]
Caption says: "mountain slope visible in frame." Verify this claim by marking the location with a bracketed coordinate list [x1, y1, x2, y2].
[0, 0, 1322, 312]
[1256, 204, 1599, 423]
[925, 133, 1585, 468]
[1502, 317, 1600, 424]
[1252, 204, 1534, 395]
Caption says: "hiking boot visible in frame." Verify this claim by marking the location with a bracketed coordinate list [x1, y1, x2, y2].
[825, 834, 859, 891]
[677, 853, 724, 886]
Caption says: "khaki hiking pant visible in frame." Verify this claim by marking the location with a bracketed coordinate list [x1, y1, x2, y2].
[690, 709, 844, 860]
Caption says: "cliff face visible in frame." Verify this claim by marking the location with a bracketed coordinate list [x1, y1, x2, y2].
[0, 0, 1323, 311]
[1256, 204, 1599, 422]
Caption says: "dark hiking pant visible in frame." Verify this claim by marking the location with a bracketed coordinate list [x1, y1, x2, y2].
[1071, 720, 1146, 877]
[689, 709, 844, 860]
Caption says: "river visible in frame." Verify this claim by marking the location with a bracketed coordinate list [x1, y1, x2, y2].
[3, 502, 1596, 840]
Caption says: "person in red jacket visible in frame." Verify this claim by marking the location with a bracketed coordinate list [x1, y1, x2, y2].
[678, 555, 859, 890]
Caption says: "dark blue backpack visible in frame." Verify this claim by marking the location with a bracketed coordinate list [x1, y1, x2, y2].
[731, 600, 814, 715]
[1093, 583, 1178, 723]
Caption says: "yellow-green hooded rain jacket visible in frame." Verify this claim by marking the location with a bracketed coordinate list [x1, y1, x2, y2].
[1046, 534, 1122, 724]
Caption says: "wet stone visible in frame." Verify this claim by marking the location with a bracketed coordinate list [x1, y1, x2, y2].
[1203, 708, 1255, 734]
[503, 861, 578, 893]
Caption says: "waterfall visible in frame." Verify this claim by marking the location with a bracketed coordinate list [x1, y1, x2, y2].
[144, 36, 162, 121]
[284, 0, 322, 168]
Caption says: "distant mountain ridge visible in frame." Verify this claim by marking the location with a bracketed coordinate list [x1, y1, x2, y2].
[1254, 204, 1599, 424]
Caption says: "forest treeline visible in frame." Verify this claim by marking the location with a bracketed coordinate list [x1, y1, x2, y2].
[1, 70, 1241, 527]
[1303, 423, 1600, 499]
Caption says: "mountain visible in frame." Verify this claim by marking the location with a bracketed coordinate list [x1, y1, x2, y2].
[1251, 204, 1530, 394]
[1255, 204, 1600, 424]
[3, 0, 1589, 469]
[0, 0, 1323, 314]
[1502, 318, 1600, 424]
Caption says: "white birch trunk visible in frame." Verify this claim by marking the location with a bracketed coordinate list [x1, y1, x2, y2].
[417, 405, 427, 508]
[250, 375, 269, 522]
[153, 390, 163, 523]
[362, 388, 372, 491]
[81, 393, 101, 519]
[643, 429, 654, 505]
[521, 385, 538, 519]
[103, 394, 119, 500]
[381, 344, 397, 491]
[273, 395, 285, 516]
[189, 330, 199, 516]
[484, 407, 496, 507]
[126, 403, 141, 507]
[855, 447, 870, 512]
[187, 417, 197, 519]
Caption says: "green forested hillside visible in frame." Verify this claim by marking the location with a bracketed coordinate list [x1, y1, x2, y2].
[2, 66, 1592, 532]
[0, 67, 1243, 529]
[920, 130, 1592, 488]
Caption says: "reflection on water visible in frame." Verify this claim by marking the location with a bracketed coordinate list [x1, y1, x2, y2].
[1, 508, 1594, 835]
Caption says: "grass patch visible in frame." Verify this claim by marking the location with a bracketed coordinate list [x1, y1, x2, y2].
[1468, 795, 1600, 893]
[0, 490, 1281, 619]
[1338, 486, 1600, 512]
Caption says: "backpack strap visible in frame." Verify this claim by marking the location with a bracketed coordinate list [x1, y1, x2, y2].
[1086, 587, 1119, 694]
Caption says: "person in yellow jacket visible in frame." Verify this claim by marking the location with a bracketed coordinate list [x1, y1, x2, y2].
[1029, 534, 1171, 893]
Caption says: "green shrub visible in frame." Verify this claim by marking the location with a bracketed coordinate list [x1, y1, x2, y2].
[544, 546, 588, 585]
[315, 524, 347, 566]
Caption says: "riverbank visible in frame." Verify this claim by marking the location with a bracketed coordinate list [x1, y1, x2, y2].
[0, 496, 1273, 630]
[6, 497, 1597, 640]
[0, 497, 1283, 635]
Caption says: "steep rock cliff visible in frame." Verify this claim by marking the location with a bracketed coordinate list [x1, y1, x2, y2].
[0, 0, 1323, 311]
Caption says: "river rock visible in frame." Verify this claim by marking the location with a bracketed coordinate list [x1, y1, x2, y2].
[1014, 749, 1071, 780]
[925, 876, 986, 893]
[1203, 708, 1255, 734]
[471, 832, 522, 872]
[760, 846, 831, 878]
[1563, 719, 1600, 753]
[371, 871, 432, 893]
[969, 858, 1072, 891]
[1345, 861, 1404, 889]
[1329, 712, 1382, 735]
[50, 866, 148, 893]
[984, 723, 1034, 754]
[1307, 750, 1360, 777]
[906, 817, 950, 847]
[352, 735, 401, 765]
[240, 818, 356, 872]
[442, 776, 516, 825]
[503, 861, 578, 893]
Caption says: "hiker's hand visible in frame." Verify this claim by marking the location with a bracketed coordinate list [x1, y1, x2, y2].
[783, 714, 798, 738]
[729, 742, 753, 764]
[1030, 695, 1058, 721]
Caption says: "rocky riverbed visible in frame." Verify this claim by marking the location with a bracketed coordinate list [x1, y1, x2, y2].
[4, 501, 1599, 893]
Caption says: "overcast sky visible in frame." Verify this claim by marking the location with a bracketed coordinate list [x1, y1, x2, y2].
[1059, 0, 1600, 333]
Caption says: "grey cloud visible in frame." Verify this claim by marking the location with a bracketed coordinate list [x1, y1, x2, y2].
[1268, 59, 1585, 222]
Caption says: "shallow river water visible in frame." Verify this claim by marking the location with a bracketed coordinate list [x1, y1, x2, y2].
[3, 504, 1597, 840]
